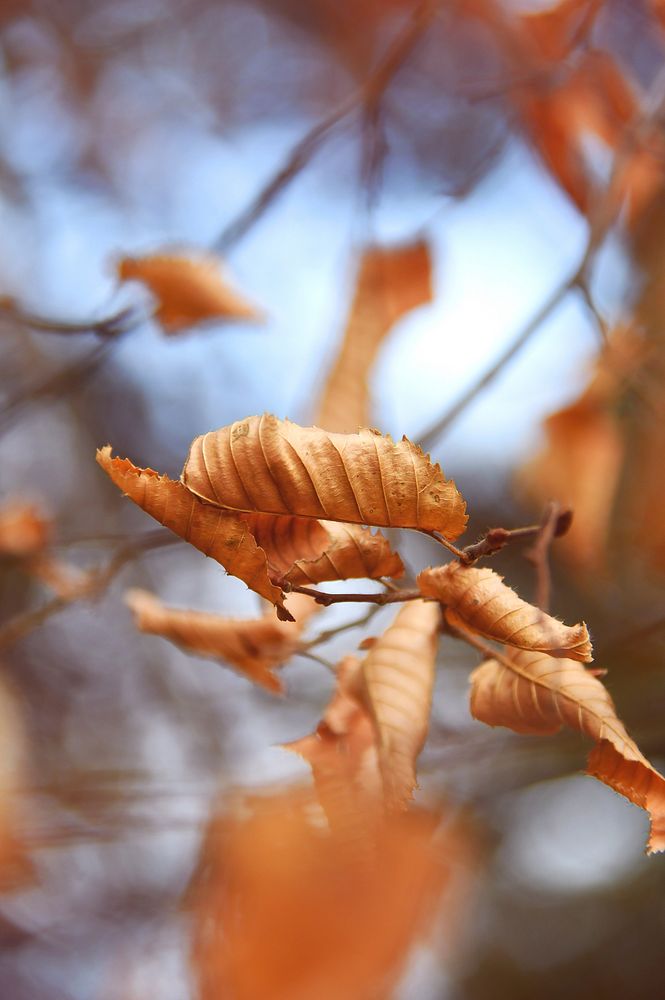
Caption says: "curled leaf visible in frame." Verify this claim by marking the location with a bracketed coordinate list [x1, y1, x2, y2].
[418, 563, 592, 661]
[182, 413, 467, 540]
[117, 252, 264, 333]
[362, 600, 440, 810]
[96, 447, 291, 620]
[286, 656, 383, 842]
[317, 241, 432, 433]
[470, 648, 665, 853]
[125, 590, 316, 693]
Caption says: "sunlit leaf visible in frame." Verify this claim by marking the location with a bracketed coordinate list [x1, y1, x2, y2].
[182, 413, 467, 539]
[418, 563, 592, 661]
[470, 648, 665, 853]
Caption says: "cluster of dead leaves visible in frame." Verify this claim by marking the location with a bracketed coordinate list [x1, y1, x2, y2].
[99, 412, 665, 854]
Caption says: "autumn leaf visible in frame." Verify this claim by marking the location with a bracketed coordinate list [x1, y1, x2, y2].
[182, 413, 468, 539]
[418, 562, 592, 661]
[125, 590, 317, 692]
[470, 648, 665, 853]
[96, 447, 292, 620]
[286, 656, 383, 843]
[191, 787, 448, 1000]
[0, 502, 51, 558]
[362, 600, 440, 811]
[520, 0, 604, 64]
[116, 252, 264, 333]
[316, 241, 432, 433]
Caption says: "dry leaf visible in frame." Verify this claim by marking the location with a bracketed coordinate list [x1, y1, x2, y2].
[182, 413, 467, 539]
[470, 648, 665, 853]
[96, 447, 292, 620]
[317, 241, 432, 433]
[520, 0, 604, 63]
[125, 590, 316, 692]
[0, 503, 51, 558]
[418, 563, 592, 661]
[362, 600, 440, 811]
[286, 656, 383, 843]
[191, 787, 448, 1000]
[117, 252, 264, 333]
[282, 521, 404, 586]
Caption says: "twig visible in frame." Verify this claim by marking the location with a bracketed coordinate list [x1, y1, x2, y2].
[0, 300, 141, 339]
[0, 531, 178, 651]
[288, 584, 425, 608]
[295, 650, 337, 674]
[0, 341, 114, 434]
[428, 508, 572, 564]
[303, 604, 383, 649]
[524, 501, 563, 613]
[212, 0, 437, 253]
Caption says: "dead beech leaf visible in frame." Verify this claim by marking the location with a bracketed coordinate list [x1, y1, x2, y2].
[282, 521, 404, 586]
[470, 649, 665, 853]
[418, 563, 592, 661]
[96, 447, 292, 621]
[117, 252, 264, 333]
[286, 656, 383, 842]
[182, 413, 467, 540]
[520, 0, 604, 63]
[362, 600, 440, 811]
[317, 241, 432, 433]
[125, 590, 316, 693]
[0, 503, 51, 558]
[191, 787, 448, 1000]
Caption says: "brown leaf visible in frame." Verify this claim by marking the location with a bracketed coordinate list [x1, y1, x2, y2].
[0, 503, 51, 558]
[418, 563, 592, 661]
[125, 589, 316, 692]
[362, 600, 440, 810]
[182, 413, 467, 539]
[286, 656, 383, 842]
[317, 241, 432, 433]
[116, 252, 264, 333]
[520, 0, 604, 63]
[191, 787, 448, 1000]
[470, 648, 665, 853]
[96, 447, 292, 620]
[281, 521, 404, 586]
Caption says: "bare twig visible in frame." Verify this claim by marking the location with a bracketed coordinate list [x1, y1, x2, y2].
[288, 584, 425, 608]
[524, 501, 564, 613]
[427, 508, 572, 564]
[213, 0, 437, 253]
[0, 300, 141, 339]
[303, 604, 383, 649]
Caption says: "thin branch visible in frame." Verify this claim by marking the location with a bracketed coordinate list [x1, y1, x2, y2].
[213, 0, 437, 253]
[427, 508, 572, 564]
[0, 300, 141, 339]
[303, 604, 383, 649]
[524, 501, 563, 613]
[288, 584, 425, 608]
[295, 650, 337, 674]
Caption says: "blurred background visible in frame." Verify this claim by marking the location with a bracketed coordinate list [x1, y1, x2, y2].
[1, 0, 665, 996]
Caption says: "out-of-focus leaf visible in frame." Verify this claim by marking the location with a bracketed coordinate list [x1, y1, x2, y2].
[418, 563, 592, 661]
[362, 600, 440, 810]
[125, 590, 317, 693]
[96, 447, 292, 620]
[117, 252, 264, 333]
[0, 503, 51, 558]
[470, 648, 665, 853]
[317, 241, 432, 433]
[191, 787, 449, 1000]
[182, 413, 468, 539]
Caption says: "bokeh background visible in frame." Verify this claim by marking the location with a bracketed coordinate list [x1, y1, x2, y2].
[1, 0, 665, 997]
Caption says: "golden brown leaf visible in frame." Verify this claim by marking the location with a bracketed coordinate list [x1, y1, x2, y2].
[317, 241, 432, 433]
[117, 252, 264, 333]
[96, 447, 291, 620]
[182, 413, 467, 539]
[362, 600, 440, 811]
[191, 787, 448, 1000]
[282, 521, 404, 586]
[418, 563, 592, 661]
[520, 0, 604, 63]
[286, 656, 383, 842]
[125, 590, 316, 693]
[470, 649, 665, 853]
[0, 503, 51, 558]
